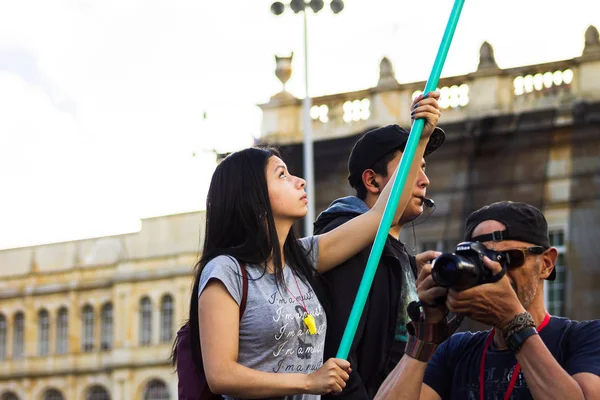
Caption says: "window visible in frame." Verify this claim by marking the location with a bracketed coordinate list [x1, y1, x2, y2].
[38, 309, 50, 356]
[0, 314, 6, 360]
[160, 295, 174, 343]
[13, 312, 24, 359]
[1, 392, 19, 400]
[546, 229, 567, 316]
[42, 389, 64, 400]
[56, 307, 69, 355]
[82, 305, 95, 352]
[86, 385, 110, 400]
[140, 297, 153, 346]
[101, 303, 113, 351]
[144, 380, 170, 400]
[420, 239, 458, 253]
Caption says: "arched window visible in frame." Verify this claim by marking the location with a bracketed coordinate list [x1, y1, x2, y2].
[42, 389, 64, 400]
[160, 295, 174, 343]
[139, 297, 152, 346]
[38, 309, 50, 356]
[1, 391, 19, 400]
[56, 307, 69, 355]
[0, 314, 6, 360]
[13, 312, 24, 359]
[86, 385, 110, 400]
[100, 303, 113, 351]
[82, 305, 95, 352]
[143, 380, 170, 400]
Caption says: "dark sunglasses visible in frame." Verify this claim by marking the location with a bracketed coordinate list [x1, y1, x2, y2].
[501, 246, 546, 269]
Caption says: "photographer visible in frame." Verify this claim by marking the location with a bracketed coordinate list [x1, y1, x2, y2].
[375, 201, 600, 400]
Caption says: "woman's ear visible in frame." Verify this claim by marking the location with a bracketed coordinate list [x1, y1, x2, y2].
[361, 169, 380, 194]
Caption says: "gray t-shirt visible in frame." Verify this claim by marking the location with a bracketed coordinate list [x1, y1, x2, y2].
[198, 237, 326, 400]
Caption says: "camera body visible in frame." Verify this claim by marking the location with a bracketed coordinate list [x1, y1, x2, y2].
[431, 241, 508, 290]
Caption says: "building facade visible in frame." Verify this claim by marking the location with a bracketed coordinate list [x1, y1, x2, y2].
[258, 26, 600, 323]
[0, 212, 204, 400]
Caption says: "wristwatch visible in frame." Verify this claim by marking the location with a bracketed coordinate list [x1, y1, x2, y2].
[505, 326, 538, 353]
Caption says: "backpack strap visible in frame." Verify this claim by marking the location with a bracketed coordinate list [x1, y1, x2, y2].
[239, 262, 249, 319]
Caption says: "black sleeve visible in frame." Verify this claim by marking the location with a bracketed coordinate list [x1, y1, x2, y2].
[322, 220, 372, 400]
[563, 320, 600, 376]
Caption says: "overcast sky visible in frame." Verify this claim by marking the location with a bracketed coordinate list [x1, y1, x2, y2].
[1, 0, 599, 250]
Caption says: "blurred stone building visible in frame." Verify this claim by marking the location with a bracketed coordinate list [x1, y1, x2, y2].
[0, 212, 204, 400]
[258, 26, 600, 323]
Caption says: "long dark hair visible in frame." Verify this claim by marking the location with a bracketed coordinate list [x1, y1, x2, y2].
[172, 147, 325, 369]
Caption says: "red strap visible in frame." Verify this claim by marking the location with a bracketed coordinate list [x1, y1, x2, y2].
[479, 333, 495, 400]
[479, 314, 551, 400]
[239, 262, 248, 320]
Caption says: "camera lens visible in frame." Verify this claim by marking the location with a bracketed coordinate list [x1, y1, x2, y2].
[432, 254, 480, 290]
[431, 255, 460, 287]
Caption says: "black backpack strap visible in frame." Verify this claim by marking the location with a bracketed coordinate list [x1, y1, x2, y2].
[239, 262, 248, 320]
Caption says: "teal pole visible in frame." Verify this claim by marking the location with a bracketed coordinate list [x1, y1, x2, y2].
[336, 0, 466, 360]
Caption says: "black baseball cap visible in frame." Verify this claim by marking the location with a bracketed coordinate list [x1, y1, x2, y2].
[465, 201, 555, 280]
[347, 124, 445, 187]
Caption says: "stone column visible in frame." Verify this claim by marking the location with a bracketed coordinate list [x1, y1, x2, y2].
[6, 310, 13, 360]
[69, 290, 80, 354]
[577, 26, 600, 99]
[23, 295, 35, 359]
[49, 307, 56, 356]
[152, 295, 160, 345]
[114, 284, 132, 348]
[466, 42, 509, 115]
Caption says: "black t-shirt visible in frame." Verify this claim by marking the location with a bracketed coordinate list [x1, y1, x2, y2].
[423, 317, 600, 399]
[386, 238, 418, 371]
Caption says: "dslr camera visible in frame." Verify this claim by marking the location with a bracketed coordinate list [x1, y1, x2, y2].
[431, 241, 508, 290]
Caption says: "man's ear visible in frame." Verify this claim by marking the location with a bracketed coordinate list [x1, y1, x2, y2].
[540, 247, 559, 280]
[361, 169, 380, 194]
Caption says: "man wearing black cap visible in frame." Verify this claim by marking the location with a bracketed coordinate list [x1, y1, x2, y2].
[375, 201, 600, 400]
[314, 92, 445, 399]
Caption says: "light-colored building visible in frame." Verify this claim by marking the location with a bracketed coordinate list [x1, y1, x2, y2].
[258, 26, 600, 324]
[0, 212, 205, 400]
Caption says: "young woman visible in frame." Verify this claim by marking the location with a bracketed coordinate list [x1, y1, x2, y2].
[188, 92, 441, 399]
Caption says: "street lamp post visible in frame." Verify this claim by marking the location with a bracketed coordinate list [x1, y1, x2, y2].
[271, 0, 344, 236]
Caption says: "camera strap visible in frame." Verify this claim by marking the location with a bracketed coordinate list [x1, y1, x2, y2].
[407, 299, 444, 322]
[479, 313, 551, 400]
[487, 267, 506, 283]
[407, 300, 464, 333]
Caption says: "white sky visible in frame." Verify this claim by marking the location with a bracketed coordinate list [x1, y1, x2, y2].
[1, 0, 599, 250]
